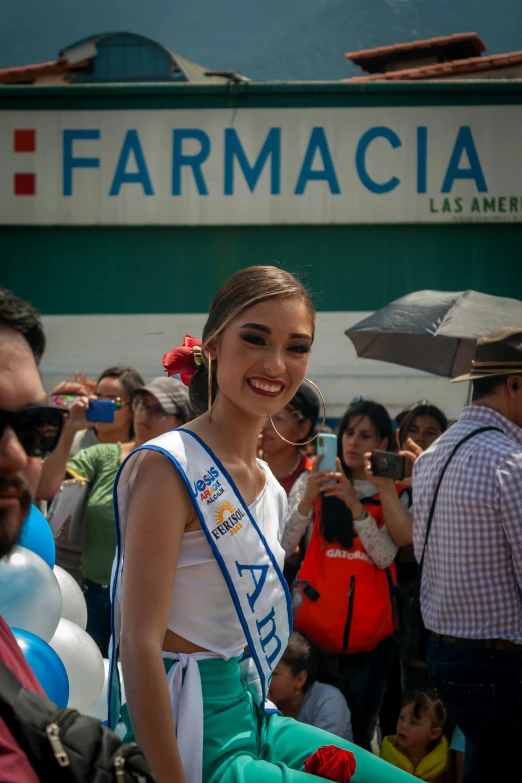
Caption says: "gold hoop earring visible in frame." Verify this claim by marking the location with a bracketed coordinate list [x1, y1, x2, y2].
[207, 357, 213, 422]
[269, 378, 326, 446]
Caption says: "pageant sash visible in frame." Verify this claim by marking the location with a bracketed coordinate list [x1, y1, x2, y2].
[108, 428, 292, 730]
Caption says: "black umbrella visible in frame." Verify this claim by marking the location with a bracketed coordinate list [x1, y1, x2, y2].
[346, 290, 522, 378]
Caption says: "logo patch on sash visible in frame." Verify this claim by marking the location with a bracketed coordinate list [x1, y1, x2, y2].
[212, 501, 245, 539]
[192, 465, 224, 504]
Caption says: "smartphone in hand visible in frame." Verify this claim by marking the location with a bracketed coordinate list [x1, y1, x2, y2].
[317, 433, 338, 485]
[86, 399, 115, 423]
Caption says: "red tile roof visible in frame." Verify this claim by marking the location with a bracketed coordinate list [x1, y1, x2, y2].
[0, 59, 88, 84]
[346, 33, 486, 64]
[343, 50, 522, 82]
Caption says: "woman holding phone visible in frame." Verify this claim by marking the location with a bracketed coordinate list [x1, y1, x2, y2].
[39, 374, 192, 656]
[108, 268, 411, 783]
[44, 366, 144, 460]
[285, 400, 412, 750]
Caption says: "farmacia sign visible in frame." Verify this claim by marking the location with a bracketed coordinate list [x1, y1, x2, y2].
[1, 106, 520, 224]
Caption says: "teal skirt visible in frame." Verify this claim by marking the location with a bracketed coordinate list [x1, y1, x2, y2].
[120, 656, 413, 782]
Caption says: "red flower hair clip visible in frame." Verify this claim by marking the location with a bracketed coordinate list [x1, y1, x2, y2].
[304, 746, 356, 782]
[163, 335, 203, 386]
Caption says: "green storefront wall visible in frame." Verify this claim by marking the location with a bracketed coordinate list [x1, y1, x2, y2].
[2, 80, 522, 314]
[3, 223, 522, 314]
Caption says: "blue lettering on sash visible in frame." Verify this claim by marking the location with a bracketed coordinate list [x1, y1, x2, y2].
[441, 126, 488, 193]
[236, 563, 268, 612]
[256, 607, 282, 669]
[193, 466, 220, 498]
[110, 130, 154, 196]
[63, 130, 100, 196]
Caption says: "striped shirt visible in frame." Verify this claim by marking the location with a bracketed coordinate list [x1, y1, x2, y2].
[413, 405, 522, 643]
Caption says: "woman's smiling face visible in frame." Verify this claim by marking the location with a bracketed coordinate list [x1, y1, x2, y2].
[211, 296, 314, 419]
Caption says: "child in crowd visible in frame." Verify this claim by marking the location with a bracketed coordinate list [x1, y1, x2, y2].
[268, 631, 353, 742]
[380, 691, 452, 781]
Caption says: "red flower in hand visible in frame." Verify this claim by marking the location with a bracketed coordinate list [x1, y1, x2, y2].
[304, 745, 356, 782]
[163, 335, 203, 385]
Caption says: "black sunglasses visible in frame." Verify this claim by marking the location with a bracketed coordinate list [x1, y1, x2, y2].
[0, 405, 67, 457]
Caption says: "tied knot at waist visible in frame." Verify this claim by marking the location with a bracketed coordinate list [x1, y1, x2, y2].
[162, 651, 278, 782]
[164, 651, 224, 783]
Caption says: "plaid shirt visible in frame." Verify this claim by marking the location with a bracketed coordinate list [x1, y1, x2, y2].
[413, 405, 522, 643]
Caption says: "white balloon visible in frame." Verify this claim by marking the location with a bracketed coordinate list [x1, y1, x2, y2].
[0, 546, 61, 642]
[114, 723, 127, 740]
[53, 565, 88, 630]
[88, 659, 126, 722]
[49, 618, 105, 713]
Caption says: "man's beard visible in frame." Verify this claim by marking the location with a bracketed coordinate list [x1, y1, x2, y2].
[0, 475, 32, 560]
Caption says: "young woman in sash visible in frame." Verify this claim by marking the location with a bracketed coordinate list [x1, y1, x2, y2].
[109, 266, 412, 783]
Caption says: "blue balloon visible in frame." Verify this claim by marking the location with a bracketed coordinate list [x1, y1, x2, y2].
[12, 627, 69, 707]
[18, 504, 55, 569]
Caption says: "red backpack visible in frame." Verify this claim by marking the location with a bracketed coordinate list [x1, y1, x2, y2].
[293, 487, 404, 655]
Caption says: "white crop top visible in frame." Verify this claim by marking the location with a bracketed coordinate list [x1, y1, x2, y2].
[119, 450, 288, 660]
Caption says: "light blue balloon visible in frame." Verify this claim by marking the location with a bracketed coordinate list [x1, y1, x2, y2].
[12, 627, 69, 707]
[0, 546, 62, 642]
[18, 504, 55, 569]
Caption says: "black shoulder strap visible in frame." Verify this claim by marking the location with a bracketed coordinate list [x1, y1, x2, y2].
[0, 658, 26, 711]
[0, 657, 32, 739]
[414, 426, 503, 598]
[0, 658, 62, 780]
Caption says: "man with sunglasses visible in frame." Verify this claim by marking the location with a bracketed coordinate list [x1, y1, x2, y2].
[0, 288, 66, 782]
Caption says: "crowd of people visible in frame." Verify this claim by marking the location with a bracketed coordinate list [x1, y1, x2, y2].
[39, 370, 193, 656]
[1, 274, 521, 783]
[261, 389, 455, 771]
